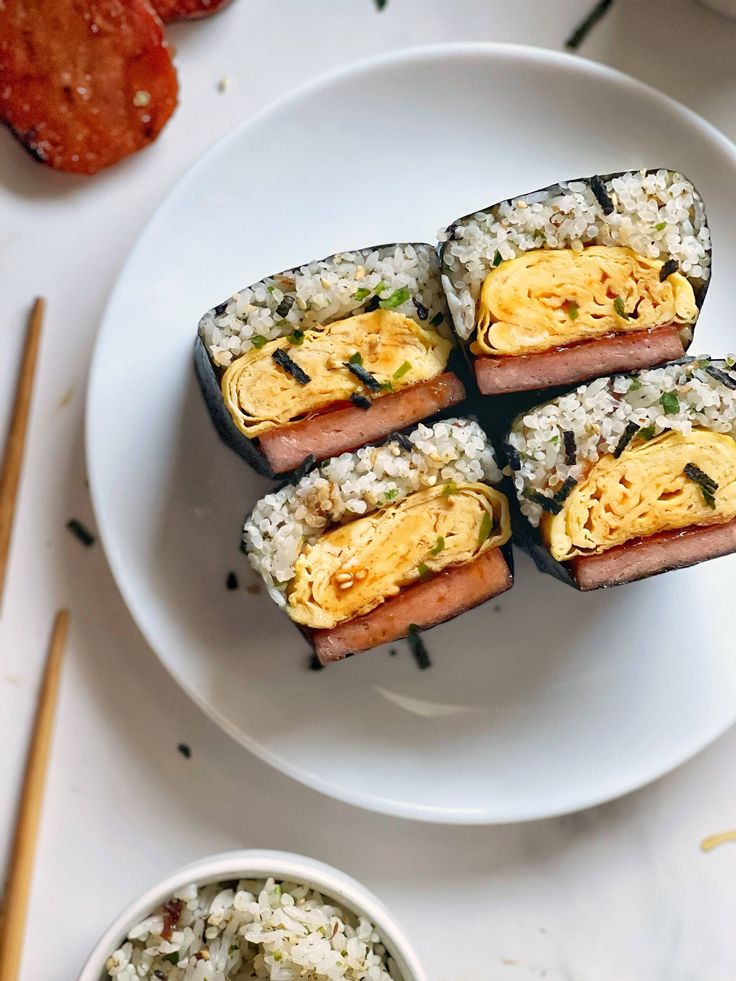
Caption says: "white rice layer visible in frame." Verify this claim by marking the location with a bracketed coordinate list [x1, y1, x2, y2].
[440, 169, 710, 339]
[201, 243, 448, 367]
[105, 877, 398, 981]
[244, 418, 501, 603]
[508, 358, 736, 526]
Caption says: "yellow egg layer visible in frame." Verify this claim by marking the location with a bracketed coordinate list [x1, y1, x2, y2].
[288, 482, 510, 629]
[221, 309, 452, 437]
[474, 246, 697, 357]
[543, 429, 736, 561]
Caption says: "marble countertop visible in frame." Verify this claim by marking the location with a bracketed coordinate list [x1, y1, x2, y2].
[2, 1, 736, 978]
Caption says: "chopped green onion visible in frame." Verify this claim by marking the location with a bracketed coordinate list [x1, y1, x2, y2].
[374, 280, 387, 294]
[288, 329, 304, 345]
[492, 250, 503, 267]
[250, 335, 267, 349]
[628, 377, 642, 391]
[163, 953, 180, 965]
[659, 391, 680, 415]
[379, 287, 411, 310]
[655, 221, 667, 231]
[637, 425, 656, 441]
[380, 380, 394, 393]
[266, 285, 276, 293]
[348, 351, 363, 365]
[393, 361, 412, 380]
[441, 480, 458, 497]
[550, 435, 559, 445]
[613, 296, 628, 318]
[417, 561, 431, 579]
[384, 488, 398, 501]
[428, 536, 445, 556]
[478, 511, 493, 543]
[567, 302, 579, 321]
[354, 287, 372, 301]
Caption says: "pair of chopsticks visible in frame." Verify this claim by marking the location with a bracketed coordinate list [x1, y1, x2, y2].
[0, 299, 70, 981]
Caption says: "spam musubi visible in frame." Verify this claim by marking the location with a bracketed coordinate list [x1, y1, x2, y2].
[196, 244, 463, 477]
[440, 170, 710, 395]
[243, 418, 513, 663]
[505, 357, 736, 590]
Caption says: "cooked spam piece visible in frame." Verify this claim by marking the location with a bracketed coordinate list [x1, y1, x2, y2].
[505, 358, 736, 589]
[0, 0, 178, 175]
[196, 244, 463, 477]
[441, 171, 711, 395]
[152, 0, 232, 20]
[243, 418, 513, 662]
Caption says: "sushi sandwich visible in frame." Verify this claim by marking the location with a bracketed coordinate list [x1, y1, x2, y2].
[243, 418, 513, 664]
[196, 243, 464, 477]
[506, 357, 736, 589]
[441, 169, 710, 396]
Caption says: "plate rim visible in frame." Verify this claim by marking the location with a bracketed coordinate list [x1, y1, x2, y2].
[87, 40, 736, 824]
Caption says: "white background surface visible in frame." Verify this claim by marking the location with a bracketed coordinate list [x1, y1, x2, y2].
[3, 1, 736, 978]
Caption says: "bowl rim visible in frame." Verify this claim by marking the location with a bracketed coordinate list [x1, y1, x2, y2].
[77, 849, 426, 981]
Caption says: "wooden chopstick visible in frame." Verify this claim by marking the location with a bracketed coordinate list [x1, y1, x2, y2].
[0, 298, 46, 611]
[0, 609, 69, 981]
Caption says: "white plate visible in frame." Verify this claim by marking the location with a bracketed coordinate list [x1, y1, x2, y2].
[88, 43, 736, 824]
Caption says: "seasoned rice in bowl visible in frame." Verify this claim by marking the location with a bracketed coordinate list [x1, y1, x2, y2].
[79, 852, 425, 981]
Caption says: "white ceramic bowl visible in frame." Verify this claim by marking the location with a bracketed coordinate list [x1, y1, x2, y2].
[78, 850, 425, 981]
